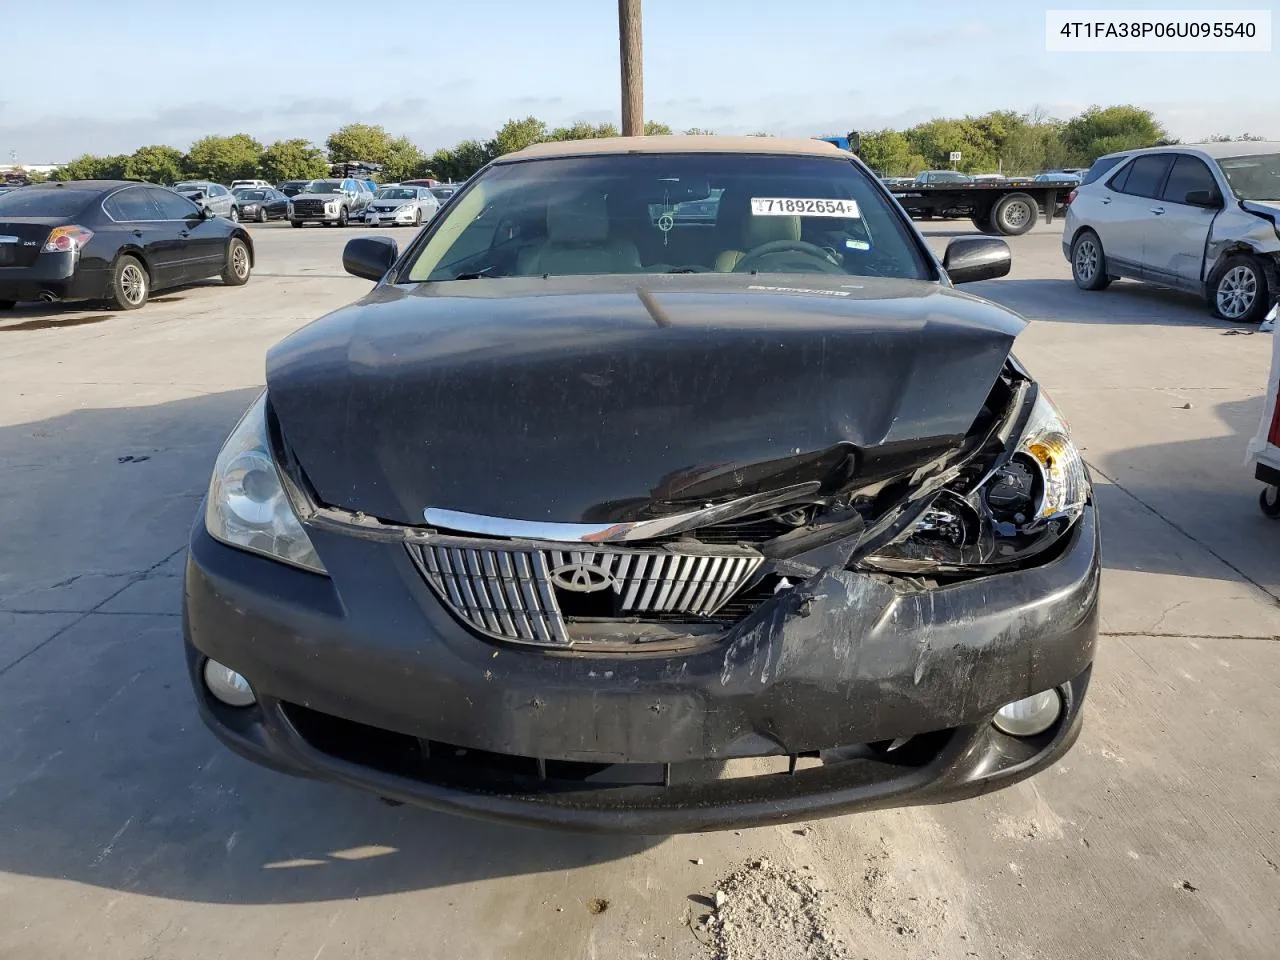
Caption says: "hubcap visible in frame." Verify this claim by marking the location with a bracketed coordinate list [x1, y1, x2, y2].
[121, 264, 145, 304]
[230, 208, 238, 222]
[1074, 239, 1098, 280]
[1217, 265, 1257, 318]
[1003, 201, 1031, 228]
[231, 244, 249, 278]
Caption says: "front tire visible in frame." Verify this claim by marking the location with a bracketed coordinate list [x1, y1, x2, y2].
[1071, 229, 1111, 291]
[106, 255, 149, 310]
[229, 206, 240, 223]
[1209, 254, 1269, 323]
[992, 193, 1038, 235]
[413, 208, 422, 227]
[256, 207, 268, 223]
[337, 206, 349, 227]
[221, 238, 252, 286]
[1261, 485, 1280, 519]
[291, 219, 304, 228]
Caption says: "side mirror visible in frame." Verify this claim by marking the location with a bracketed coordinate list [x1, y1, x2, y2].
[1184, 188, 1223, 208]
[196, 205, 210, 219]
[343, 236, 398, 281]
[943, 236, 1012, 284]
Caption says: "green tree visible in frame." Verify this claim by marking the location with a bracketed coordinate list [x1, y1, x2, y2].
[859, 129, 916, 176]
[123, 144, 186, 184]
[52, 153, 129, 181]
[326, 123, 395, 164]
[1060, 105, 1167, 165]
[185, 133, 264, 183]
[643, 121, 673, 136]
[260, 139, 329, 182]
[746, 131, 775, 137]
[548, 121, 619, 141]
[383, 135, 426, 181]
[490, 116, 549, 156]
[683, 127, 716, 135]
[428, 139, 493, 182]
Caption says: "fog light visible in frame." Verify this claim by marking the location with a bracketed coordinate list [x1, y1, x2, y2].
[203, 658, 256, 707]
[992, 689, 1061, 737]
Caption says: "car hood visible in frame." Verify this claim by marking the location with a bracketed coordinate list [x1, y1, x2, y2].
[266, 274, 1026, 526]
[295, 191, 344, 199]
[1241, 199, 1280, 219]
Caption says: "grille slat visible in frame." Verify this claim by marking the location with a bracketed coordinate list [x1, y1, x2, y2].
[410, 539, 763, 646]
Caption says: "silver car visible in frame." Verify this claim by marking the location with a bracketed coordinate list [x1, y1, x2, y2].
[1064, 142, 1280, 323]
[172, 181, 239, 221]
[363, 186, 440, 226]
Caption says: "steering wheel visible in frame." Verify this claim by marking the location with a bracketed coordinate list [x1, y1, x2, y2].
[732, 239, 844, 274]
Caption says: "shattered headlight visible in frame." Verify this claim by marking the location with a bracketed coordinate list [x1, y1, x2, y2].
[862, 388, 1089, 573]
[205, 393, 327, 574]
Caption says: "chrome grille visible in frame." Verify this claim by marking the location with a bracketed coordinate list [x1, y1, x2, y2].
[408, 539, 763, 645]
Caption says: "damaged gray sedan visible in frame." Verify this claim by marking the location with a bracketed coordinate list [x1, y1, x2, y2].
[183, 136, 1099, 832]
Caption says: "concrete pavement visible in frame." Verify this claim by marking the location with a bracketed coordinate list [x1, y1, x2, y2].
[0, 220, 1276, 960]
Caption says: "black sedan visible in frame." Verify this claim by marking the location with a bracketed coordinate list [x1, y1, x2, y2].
[278, 180, 310, 198]
[184, 137, 1098, 833]
[233, 187, 290, 222]
[0, 180, 253, 311]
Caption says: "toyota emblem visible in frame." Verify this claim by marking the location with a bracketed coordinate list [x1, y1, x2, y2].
[549, 560, 617, 593]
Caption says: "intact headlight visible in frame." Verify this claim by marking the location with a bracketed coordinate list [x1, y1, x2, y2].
[862, 387, 1088, 573]
[205, 393, 326, 574]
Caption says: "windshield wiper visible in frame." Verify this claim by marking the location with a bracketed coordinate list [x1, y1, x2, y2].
[451, 266, 496, 281]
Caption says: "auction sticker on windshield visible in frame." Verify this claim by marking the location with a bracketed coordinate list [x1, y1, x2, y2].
[751, 197, 860, 217]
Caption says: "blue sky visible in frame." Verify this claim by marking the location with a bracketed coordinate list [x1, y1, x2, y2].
[2, 0, 1276, 162]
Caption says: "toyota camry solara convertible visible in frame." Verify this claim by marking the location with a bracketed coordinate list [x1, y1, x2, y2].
[184, 136, 1099, 832]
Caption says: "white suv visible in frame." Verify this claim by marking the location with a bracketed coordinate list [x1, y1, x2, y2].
[1063, 142, 1280, 323]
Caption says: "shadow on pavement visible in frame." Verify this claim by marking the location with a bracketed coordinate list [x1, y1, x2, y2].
[970, 277, 1236, 328]
[0, 389, 658, 906]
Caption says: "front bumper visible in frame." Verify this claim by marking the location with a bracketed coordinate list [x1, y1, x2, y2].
[0, 252, 105, 303]
[183, 503, 1100, 832]
[289, 207, 344, 223]
[363, 209, 414, 224]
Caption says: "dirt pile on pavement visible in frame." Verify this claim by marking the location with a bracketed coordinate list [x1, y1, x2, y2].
[697, 857, 849, 960]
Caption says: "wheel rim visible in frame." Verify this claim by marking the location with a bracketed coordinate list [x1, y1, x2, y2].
[1216, 265, 1257, 318]
[231, 243, 249, 279]
[121, 264, 146, 304]
[1074, 238, 1098, 281]
[230, 208, 238, 222]
[1003, 200, 1032, 228]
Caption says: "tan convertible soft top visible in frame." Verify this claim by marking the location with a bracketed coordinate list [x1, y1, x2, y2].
[496, 135, 846, 162]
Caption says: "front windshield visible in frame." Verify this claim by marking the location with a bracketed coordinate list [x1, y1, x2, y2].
[305, 181, 343, 194]
[174, 183, 204, 192]
[376, 188, 417, 200]
[234, 189, 267, 200]
[1218, 153, 1280, 201]
[430, 186, 457, 199]
[405, 154, 929, 282]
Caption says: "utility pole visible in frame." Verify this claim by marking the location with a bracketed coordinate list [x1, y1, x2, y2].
[619, 0, 643, 136]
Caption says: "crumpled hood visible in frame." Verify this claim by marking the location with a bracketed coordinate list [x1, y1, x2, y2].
[266, 275, 1025, 526]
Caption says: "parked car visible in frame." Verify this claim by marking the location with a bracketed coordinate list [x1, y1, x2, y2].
[913, 170, 975, 186]
[185, 135, 1098, 832]
[231, 179, 272, 190]
[288, 178, 373, 227]
[1065, 141, 1280, 323]
[233, 187, 290, 222]
[429, 184, 460, 203]
[363, 185, 440, 226]
[278, 180, 310, 198]
[1034, 171, 1081, 184]
[173, 181, 240, 221]
[0, 179, 253, 311]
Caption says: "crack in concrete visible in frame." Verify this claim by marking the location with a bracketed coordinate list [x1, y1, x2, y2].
[1088, 459, 1280, 608]
[0, 546, 188, 679]
[1102, 630, 1279, 641]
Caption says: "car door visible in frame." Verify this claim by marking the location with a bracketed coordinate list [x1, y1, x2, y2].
[1144, 154, 1220, 289]
[146, 187, 221, 282]
[1092, 153, 1174, 275]
[102, 186, 187, 288]
[213, 184, 235, 217]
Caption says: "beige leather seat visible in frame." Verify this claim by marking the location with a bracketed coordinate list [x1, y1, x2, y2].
[713, 201, 802, 272]
[517, 193, 641, 275]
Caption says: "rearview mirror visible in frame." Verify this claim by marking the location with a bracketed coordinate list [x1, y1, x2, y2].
[1184, 188, 1223, 208]
[943, 236, 1011, 284]
[343, 236, 398, 281]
